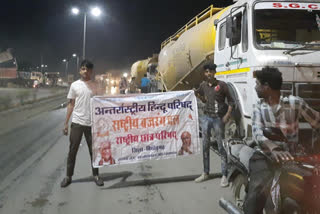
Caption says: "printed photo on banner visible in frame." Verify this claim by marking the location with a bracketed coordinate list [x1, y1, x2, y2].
[91, 90, 200, 167]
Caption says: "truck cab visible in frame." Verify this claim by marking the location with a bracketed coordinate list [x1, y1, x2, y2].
[214, 0, 320, 140]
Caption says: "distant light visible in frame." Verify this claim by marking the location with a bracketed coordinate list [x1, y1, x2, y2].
[72, 8, 80, 15]
[72, 53, 77, 57]
[63, 59, 67, 62]
[123, 73, 128, 78]
[41, 64, 44, 67]
[111, 80, 115, 84]
[45, 65, 48, 68]
[111, 86, 117, 95]
[91, 7, 102, 17]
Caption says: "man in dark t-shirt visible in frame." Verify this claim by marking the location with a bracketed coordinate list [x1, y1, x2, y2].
[194, 64, 234, 187]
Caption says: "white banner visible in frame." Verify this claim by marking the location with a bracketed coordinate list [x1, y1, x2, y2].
[91, 90, 200, 167]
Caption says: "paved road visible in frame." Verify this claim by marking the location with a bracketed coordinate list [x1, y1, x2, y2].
[0, 94, 67, 136]
[0, 107, 233, 214]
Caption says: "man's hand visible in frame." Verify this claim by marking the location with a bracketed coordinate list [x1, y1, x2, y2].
[314, 164, 320, 176]
[271, 149, 294, 163]
[200, 96, 207, 103]
[223, 106, 233, 124]
[222, 114, 230, 124]
[63, 124, 69, 136]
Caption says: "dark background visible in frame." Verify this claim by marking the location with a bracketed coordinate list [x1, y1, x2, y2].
[0, 0, 232, 76]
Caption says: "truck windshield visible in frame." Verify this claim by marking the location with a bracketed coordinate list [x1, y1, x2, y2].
[254, 3, 320, 49]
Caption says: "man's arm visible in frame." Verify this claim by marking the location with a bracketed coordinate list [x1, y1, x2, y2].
[194, 82, 206, 103]
[299, 97, 320, 131]
[63, 99, 75, 135]
[252, 103, 293, 162]
[96, 85, 105, 95]
[222, 82, 234, 123]
[223, 105, 233, 123]
[252, 103, 277, 150]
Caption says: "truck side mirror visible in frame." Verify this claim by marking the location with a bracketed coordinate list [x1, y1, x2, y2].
[226, 17, 233, 39]
[214, 19, 219, 28]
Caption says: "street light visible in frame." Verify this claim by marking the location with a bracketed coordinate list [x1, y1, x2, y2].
[72, 7, 79, 15]
[72, 53, 80, 74]
[91, 7, 102, 17]
[123, 73, 128, 78]
[62, 59, 69, 77]
[71, 6, 102, 60]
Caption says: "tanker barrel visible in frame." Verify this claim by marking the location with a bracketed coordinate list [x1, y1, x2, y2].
[158, 6, 224, 91]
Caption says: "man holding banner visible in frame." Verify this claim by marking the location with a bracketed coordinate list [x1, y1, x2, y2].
[60, 60, 104, 188]
[194, 64, 234, 187]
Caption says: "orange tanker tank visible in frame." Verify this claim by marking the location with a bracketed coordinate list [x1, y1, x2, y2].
[130, 54, 158, 86]
[158, 5, 228, 91]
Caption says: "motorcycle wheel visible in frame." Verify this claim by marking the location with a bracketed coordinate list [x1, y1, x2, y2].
[281, 198, 301, 214]
[232, 174, 248, 210]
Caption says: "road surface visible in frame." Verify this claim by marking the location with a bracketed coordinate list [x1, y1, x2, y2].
[0, 106, 233, 214]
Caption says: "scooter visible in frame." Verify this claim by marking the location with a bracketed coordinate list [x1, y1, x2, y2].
[220, 127, 320, 214]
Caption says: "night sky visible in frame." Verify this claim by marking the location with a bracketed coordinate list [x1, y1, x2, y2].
[0, 0, 232, 77]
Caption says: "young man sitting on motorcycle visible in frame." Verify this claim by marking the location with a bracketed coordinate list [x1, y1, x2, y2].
[244, 66, 320, 214]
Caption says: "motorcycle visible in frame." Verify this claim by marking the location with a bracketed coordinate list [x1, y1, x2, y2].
[220, 127, 320, 214]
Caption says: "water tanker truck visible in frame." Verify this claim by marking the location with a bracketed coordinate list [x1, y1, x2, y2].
[131, 54, 159, 92]
[134, 0, 320, 142]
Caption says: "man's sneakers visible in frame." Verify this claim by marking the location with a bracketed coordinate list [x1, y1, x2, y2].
[195, 173, 210, 183]
[194, 173, 229, 187]
[220, 175, 229, 187]
[60, 176, 72, 188]
[94, 176, 104, 186]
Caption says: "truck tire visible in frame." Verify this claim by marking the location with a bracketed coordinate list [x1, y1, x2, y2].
[232, 173, 248, 210]
[226, 83, 245, 139]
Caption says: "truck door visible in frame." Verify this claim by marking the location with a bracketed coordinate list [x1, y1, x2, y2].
[215, 5, 254, 135]
[215, 6, 249, 74]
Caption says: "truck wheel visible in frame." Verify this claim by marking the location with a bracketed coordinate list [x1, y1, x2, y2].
[232, 174, 248, 210]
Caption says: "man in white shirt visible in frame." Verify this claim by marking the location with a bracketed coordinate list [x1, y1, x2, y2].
[60, 60, 104, 188]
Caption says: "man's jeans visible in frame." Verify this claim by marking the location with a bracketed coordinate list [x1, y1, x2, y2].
[141, 86, 149, 93]
[244, 152, 275, 214]
[200, 115, 227, 176]
[67, 123, 99, 177]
